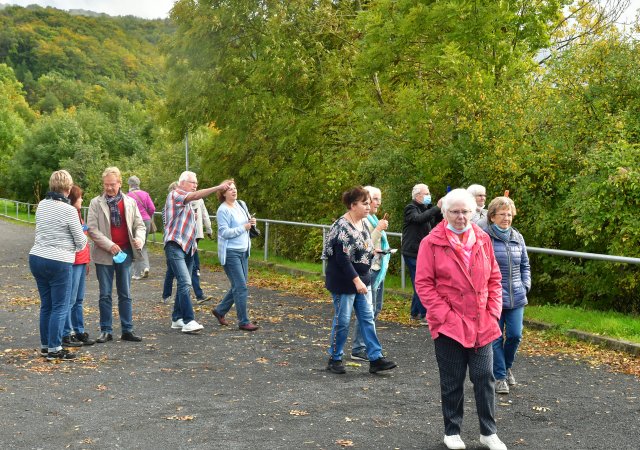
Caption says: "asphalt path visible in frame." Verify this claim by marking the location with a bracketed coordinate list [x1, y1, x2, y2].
[0, 219, 638, 449]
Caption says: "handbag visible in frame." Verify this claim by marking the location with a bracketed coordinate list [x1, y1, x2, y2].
[239, 200, 260, 238]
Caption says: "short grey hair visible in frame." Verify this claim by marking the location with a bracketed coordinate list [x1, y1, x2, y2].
[364, 185, 381, 198]
[411, 183, 428, 200]
[441, 188, 476, 213]
[467, 184, 486, 196]
[178, 171, 197, 183]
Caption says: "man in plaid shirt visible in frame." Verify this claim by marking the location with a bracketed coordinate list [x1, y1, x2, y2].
[163, 171, 232, 334]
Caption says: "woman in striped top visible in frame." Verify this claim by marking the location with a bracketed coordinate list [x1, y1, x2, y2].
[29, 170, 87, 361]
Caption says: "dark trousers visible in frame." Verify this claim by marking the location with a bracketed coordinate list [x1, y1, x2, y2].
[434, 334, 497, 436]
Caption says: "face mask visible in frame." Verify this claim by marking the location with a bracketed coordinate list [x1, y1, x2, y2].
[446, 222, 471, 234]
[423, 195, 432, 206]
[492, 223, 511, 233]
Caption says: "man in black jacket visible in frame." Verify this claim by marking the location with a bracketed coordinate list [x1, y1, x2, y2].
[402, 184, 442, 323]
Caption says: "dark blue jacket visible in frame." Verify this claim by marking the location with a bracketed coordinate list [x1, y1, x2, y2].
[483, 225, 531, 309]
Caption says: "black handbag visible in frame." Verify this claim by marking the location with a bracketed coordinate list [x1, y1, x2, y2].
[239, 200, 260, 238]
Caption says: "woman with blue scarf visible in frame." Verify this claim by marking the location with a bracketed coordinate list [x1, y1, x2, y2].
[483, 196, 531, 396]
[350, 186, 391, 362]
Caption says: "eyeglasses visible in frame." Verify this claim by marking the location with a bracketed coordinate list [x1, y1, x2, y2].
[495, 213, 513, 218]
[185, 180, 198, 186]
[447, 210, 472, 216]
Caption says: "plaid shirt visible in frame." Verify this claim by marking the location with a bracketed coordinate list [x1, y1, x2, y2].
[163, 188, 197, 254]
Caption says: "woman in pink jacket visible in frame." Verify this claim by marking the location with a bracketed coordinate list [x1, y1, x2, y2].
[415, 189, 507, 450]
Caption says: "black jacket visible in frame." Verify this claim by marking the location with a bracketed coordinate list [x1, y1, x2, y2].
[401, 201, 442, 259]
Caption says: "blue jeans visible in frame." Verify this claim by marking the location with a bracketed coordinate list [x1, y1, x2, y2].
[493, 306, 525, 380]
[162, 263, 174, 300]
[405, 256, 426, 318]
[352, 270, 384, 353]
[213, 249, 250, 326]
[95, 248, 134, 333]
[29, 255, 72, 351]
[165, 242, 195, 324]
[162, 249, 204, 299]
[328, 290, 383, 362]
[64, 263, 87, 336]
[192, 250, 204, 299]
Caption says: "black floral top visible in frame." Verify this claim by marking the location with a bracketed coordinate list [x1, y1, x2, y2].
[323, 217, 374, 294]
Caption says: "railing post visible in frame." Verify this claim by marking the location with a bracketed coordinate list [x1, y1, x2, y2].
[264, 221, 269, 261]
[27, 203, 31, 223]
[15, 202, 19, 220]
[401, 255, 406, 290]
[322, 227, 326, 276]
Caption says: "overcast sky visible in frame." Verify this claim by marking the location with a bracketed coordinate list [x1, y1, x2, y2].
[3, 0, 640, 22]
[5, 1, 177, 19]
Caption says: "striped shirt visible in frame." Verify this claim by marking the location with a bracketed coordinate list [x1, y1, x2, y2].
[29, 199, 88, 263]
[163, 188, 197, 254]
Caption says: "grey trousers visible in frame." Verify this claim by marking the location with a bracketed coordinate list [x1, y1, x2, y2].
[433, 334, 497, 436]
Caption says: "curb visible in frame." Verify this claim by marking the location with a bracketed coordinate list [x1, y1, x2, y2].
[521, 318, 640, 356]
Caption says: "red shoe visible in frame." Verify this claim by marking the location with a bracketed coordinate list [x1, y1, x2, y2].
[211, 309, 229, 326]
[238, 323, 259, 332]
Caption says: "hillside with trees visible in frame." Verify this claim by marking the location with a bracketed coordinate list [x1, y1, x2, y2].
[0, 4, 179, 202]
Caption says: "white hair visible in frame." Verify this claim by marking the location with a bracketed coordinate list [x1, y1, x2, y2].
[178, 171, 197, 183]
[364, 185, 381, 198]
[441, 188, 476, 213]
[411, 183, 428, 200]
[467, 184, 486, 196]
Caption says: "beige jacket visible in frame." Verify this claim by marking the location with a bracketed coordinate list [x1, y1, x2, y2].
[87, 194, 146, 265]
[195, 199, 212, 240]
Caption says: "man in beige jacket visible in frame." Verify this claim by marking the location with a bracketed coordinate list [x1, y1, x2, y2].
[87, 167, 146, 344]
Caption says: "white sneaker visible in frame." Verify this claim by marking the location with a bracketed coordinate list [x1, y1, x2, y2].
[182, 320, 204, 334]
[171, 319, 185, 329]
[507, 368, 516, 386]
[444, 434, 466, 449]
[131, 275, 143, 280]
[479, 434, 507, 450]
[143, 268, 150, 278]
[495, 379, 510, 394]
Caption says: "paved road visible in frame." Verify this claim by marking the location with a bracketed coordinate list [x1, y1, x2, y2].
[0, 219, 638, 449]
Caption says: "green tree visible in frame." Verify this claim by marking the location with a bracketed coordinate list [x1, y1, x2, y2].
[0, 63, 34, 197]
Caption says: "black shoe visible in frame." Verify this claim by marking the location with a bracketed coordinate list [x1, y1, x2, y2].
[195, 295, 213, 304]
[369, 357, 397, 374]
[62, 335, 83, 347]
[96, 332, 113, 344]
[47, 348, 76, 361]
[39, 348, 48, 357]
[121, 331, 142, 342]
[76, 332, 95, 346]
[326, 358, 346, 375]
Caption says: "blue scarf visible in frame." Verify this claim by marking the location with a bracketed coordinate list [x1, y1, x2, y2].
[105, 190, 123, 228]
[491, 223, 511, 241]
[45, 191, 70, 204]
[367, 214, 390, 289]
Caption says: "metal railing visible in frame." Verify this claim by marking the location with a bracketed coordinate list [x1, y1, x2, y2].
[3, 197, 640, 290]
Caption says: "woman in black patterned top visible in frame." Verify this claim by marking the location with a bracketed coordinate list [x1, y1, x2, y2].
[323, 186, 397, 375]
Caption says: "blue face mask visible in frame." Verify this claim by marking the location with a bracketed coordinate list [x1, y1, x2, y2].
[446, 222, 471, 234]
[491, 223, 511, 233]
[423, 195, 432, 206]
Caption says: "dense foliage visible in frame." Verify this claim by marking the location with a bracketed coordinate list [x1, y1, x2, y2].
[1, 2, 639, 312]
[0, 5, 176, 205]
